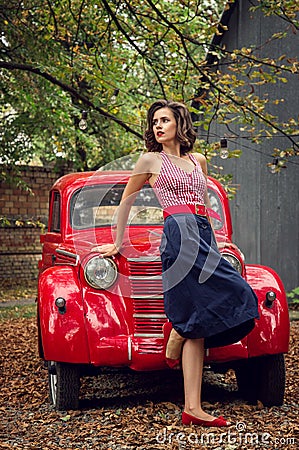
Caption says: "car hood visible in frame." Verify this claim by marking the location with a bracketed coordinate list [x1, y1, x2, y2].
[63, 227, 163, 259]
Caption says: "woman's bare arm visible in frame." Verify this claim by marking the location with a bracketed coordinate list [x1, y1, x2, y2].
[94, 153, 155, 257]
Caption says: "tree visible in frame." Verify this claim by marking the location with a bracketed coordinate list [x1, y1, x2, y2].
[0, 0, 298, 182]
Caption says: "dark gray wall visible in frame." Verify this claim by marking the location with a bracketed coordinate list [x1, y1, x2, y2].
[209, 0, 299, 291]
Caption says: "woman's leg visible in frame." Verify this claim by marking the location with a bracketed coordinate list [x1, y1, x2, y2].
[182, 338, 217, 421]
[165, 325, 185, 360]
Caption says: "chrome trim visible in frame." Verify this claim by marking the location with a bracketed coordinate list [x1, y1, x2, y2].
[221, 252, 242, 273]
[56, 249, 79, 264]
[129, 275, 162, 281]
[127, 256, 161, 262]
[131, 294, 164, 299]
[134, 333, 164, 338]
[84, 256, 118, 290]
[133, 313, 167, 318]
[128, 336, 132, 361]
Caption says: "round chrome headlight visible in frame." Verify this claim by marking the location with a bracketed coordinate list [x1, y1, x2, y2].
[222, 253, 242, 274]
[84, 256, 117, 289]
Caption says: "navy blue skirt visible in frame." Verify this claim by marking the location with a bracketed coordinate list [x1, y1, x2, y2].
[160, 214, 259, 348]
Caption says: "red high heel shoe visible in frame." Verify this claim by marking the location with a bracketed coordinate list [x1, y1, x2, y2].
[182, 411, 230, 427]
[162, 322, 181, 369]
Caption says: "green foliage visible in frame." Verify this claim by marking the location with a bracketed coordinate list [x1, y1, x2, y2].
[0, 216, 11, 227]
[287, 287, 299, 304]
[0, 216, 46, 231]
[0, 167, 34, 194]
[250, 0, 299, 28]
[0, 0, 298, 178]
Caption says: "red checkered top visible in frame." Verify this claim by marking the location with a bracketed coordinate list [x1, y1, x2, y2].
[153, 151, 206, 209]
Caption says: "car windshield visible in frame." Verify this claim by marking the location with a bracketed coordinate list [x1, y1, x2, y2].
[70, 184, 224, 230]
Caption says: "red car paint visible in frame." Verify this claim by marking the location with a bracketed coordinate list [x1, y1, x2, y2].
[38, 170, 290, 404]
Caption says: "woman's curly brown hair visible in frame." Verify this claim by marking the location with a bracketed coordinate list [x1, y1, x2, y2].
[144, 99, 197, 155]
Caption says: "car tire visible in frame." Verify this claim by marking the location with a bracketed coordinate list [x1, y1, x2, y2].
[48, 361, 80, 410]
[235, 353, 286, 407]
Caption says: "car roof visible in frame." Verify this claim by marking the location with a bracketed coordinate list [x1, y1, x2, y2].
[52, 171, 132, 191]
[51, 170, 222, 193]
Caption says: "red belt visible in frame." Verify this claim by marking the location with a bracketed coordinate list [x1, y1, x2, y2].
[163, 204, 208, 220]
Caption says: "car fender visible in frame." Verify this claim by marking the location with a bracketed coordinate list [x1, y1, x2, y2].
[38, 266, 90, 363]
[245, 264, 290, 357]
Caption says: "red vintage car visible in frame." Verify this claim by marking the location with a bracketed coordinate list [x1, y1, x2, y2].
[37, 170, 290, 410]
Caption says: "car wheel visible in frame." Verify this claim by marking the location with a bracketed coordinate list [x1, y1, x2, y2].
[48, 361, 80, 410]
[235, 353, 286, 407]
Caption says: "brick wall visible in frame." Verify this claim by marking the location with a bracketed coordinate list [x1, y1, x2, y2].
[0, 166, 61, 223]
[0, 166, 65, 285]
[0, 226, 42, 283]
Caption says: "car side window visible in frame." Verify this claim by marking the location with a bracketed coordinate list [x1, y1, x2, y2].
[50, 191, 61, 232]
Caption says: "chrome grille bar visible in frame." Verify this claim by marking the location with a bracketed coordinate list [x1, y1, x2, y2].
[133, 313, 167, 318]
[128, 256, 166, 347]
[127, 256, 161, 262]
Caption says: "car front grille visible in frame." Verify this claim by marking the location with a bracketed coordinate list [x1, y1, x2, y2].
[127, 256, 167, 345]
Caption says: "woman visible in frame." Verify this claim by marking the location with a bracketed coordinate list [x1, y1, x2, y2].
[96, 99, 259, 427]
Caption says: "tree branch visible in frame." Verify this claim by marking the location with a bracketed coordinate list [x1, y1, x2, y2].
[46, 0, 59, 36]
[0, 61, 143, 139]
[101, 0, 167, 97]
[72, 0, 86, 66]
[145, 0, 299, 151]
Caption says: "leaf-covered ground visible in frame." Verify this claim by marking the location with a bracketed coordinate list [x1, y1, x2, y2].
[0, 281, 37, 304]
[0, 311, 298, 449]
